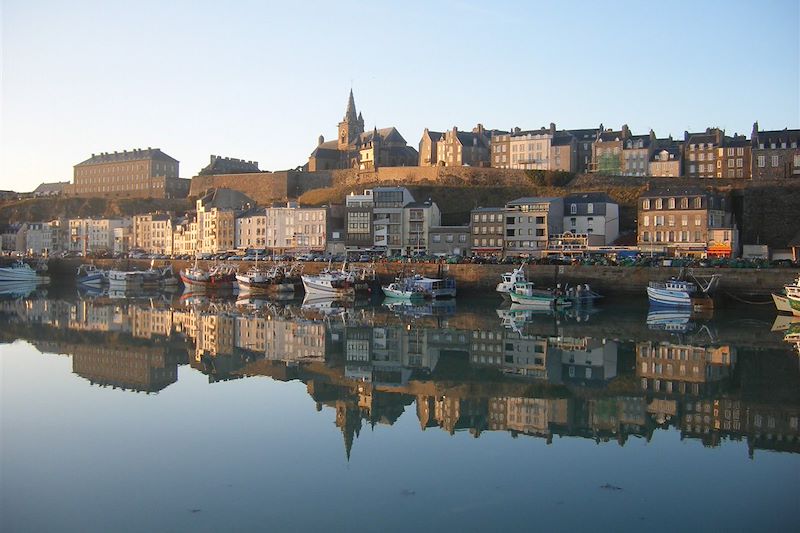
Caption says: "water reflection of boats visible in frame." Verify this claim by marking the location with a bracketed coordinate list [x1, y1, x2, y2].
[772, 314, 800, 332]
[0, 280, 41, 298]
[646, 308, 694, 333]
[301, 294, 353, 315]
[497, 303, 599, 330]
[382, 297, 456, 317]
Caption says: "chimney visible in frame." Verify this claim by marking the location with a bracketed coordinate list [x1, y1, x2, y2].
[549, 122, 556, 136]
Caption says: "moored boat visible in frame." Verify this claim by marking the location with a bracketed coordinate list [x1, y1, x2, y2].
[406, 274, 456, 299]
[496, 265, 527, 297]
[180, 261, 236, 291]
[0, 260, 38, 283]
[646, 273, 719, 308]
[236, 265, 295, 293]
[76, 264, 107, 287]
[382, 281, 426, 300]
[508, 281, 571, 307]
[783, 275, 800, 316]
[107, 270, 146, 290]
[301, 267, 354, 296]
[773, 292, 793, 314]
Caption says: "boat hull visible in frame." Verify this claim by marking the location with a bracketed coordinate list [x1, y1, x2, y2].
[0, 267, 38, 283]
[647, 286, 692, 306]
[773, 293, 794, 314]
[301, 275, 354, 296]
[382, 287, 425, 300]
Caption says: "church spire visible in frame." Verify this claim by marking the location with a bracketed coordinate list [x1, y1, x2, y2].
[344, 89, 358, 122]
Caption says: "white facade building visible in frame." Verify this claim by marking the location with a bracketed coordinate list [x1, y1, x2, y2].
[562, 192, 619, 245]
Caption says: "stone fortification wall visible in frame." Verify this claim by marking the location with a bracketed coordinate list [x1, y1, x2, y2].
[331, 166, 533, 189]
[189, 171, 332, 204]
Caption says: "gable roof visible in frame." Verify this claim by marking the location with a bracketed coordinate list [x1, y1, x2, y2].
[76, 148, 178, 166]
[564, 192, 614, 204]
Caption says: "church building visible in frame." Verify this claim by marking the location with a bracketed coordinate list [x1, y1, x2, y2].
[308, 90, 418, 171]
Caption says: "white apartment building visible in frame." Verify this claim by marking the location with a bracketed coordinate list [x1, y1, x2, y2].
[562, 192, 619, 245]
[25, 220, 65, 256]
[132, 213, 173, 254]
[172, 218, 198, 256]
[263, 202, 328, 253]
[235, 208, 267, 250]
[69, 218, 129, 254]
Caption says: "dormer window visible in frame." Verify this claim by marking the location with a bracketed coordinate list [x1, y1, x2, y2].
[570, 204, 577, 214]
[668, 198, 675, 209]
[655, 198, 663, 209]
[694, 197, 702, 209]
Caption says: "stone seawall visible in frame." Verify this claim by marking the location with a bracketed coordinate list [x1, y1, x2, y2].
[189, 171, 332, 203]
[49, 259, 796, 299]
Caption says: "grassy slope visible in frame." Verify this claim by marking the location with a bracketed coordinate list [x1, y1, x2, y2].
[0, 197, 194, 226]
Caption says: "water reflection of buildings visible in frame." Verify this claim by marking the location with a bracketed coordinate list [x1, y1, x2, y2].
[2, 296, 799, 457]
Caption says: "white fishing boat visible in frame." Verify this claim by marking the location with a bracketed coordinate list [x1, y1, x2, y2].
[236, 265, 294, 293]
[302, 268, 354, 296]
[107, 270, 145, 290]
[76, 264, 107, 287]
[180, 260, 236, 291]
[773, 292, 793, 314]
[496, 265, 527, 297]
[382, 281, 426, 300]
[406, 274, 457, 299]
[508, 281, 572, 308]
[0, 260, 38, 283]
[783, 275, 800, 317]
[647, 273, 719, 308]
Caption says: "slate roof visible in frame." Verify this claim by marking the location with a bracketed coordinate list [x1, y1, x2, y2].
[76, 148, 178, 166]
[754, 129, 800, 146]
[564, 192, 614, 204]
[640, 187, 708, 198]
[552, 133, 576, 146]
[506, 197, 561, 206]
[32, 182, 69, 194]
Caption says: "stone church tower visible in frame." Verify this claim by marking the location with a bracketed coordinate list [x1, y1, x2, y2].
[337, 89, 365, 150]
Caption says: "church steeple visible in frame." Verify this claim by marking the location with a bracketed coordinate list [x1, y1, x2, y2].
[344, 89, 358, 122]
[338, 89, 365, 151]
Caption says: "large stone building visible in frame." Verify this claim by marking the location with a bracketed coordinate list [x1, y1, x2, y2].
[435, 125, 492, 167]
[750, 122, 800, 179]
[622, 132, 656, 177]
[718, 135, 752, 179]
[418, 129, 443, 166]
[683, 128, 724, 178]
[70, 148, 189, 199]
[308, 90, 417, 171]
[637, 187, 739, 257]
[567, 126, 602, 174]
[591, 125, 630, 175]
[649, 140, 683, 177]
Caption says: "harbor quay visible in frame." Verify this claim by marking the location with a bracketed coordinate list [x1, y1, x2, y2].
[47, 258, 795, 299]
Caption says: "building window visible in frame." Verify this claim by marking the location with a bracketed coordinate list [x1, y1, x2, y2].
[668, 198, 675, 209]
[570, 204, 577, 214]
[642, 199, 650, 210]
[772, 155, 779, 167]
[757, 155, 766, 168]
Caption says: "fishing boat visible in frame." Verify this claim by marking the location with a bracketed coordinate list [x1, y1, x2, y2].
[405, 274, 457, 299]
[382, 280, 426, 300]
[301, 267, 355, 296]
[496, 265, 527, 297]
[508, 281, 572, 307]
[782, 275, 800, 316]
[76, 264, 107, 287]
[563, 283, 603, 304]
[180, 261, 237, 291]
[236, 264, 295, 293]
[107, 269, 146, 290]
[647, 273, 720, 308]
[773, 292, 793, 314]
[0, 260, 38, 283]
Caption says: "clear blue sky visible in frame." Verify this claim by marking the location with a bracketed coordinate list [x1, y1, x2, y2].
[2, 0, 798, 191]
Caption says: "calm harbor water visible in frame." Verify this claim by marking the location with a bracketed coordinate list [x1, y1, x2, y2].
[2, 286, 799, 532]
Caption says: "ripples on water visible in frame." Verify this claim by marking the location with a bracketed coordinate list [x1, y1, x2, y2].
[1, 286, 799, 532]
